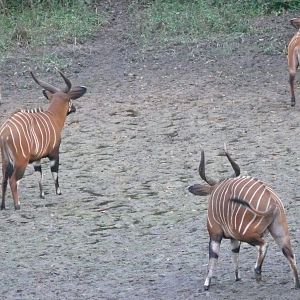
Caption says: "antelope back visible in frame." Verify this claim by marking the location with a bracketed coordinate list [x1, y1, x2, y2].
[207, 176, 283, 241]
[0, 109, 60, 163]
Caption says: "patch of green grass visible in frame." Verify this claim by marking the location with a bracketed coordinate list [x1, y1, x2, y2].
[39, 52, 74, 71]
[0, 2, 106, 56]
[129, 0, 266, 46]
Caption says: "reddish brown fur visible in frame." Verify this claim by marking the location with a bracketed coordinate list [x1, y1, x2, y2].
[288, 18, 300, 106]
[189, 148, 300, 290]
[0, 71, 86, 210]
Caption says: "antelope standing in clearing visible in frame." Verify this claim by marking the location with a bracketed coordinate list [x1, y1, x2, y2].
[188, 147, 300, 290]
[0, 71, 86, 210]
[288, 17, 300, 106]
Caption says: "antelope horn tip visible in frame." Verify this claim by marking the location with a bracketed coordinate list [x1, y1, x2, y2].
[224, 142, 227, 153]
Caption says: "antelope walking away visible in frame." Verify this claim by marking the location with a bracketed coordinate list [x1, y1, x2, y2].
[188, 146, 300, 290]
[0, 70, 87, 210]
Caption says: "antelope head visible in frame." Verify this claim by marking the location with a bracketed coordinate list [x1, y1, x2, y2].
[30, 71, 86, 116]
[188, 145, 240, 196]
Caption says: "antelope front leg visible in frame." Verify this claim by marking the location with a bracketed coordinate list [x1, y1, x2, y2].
[33, 160, 44, 198]
[49, 155, 61, 195]
[204, 237, 222, 290]
[289, 72, 296, 107]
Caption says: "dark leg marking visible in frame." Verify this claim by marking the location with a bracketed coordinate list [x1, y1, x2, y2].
[50, 156, 61, 195]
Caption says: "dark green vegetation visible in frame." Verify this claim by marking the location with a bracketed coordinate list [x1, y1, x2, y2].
[0, 0, 106, 59]
[0, 0, 299, 68]
[2, 0, 300, 52]
[130, 0, 300, 46]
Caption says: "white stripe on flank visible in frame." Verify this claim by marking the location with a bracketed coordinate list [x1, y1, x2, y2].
[214, 180, 228, 225]
[210, 186, 219, 226]
[254, 195, 271, 230]
[222, 180, 239, 239]
[42, 112, 57, 149]
[242, 214, 257, 236]
[34, 113, 48, 157]
[20, 112, 34, 150]
[33, 114, 44, 157]
[216, 180, 229, 225]
[249, 182, 264, 204]
[239, 183, 266, 236]
[207, 215, 213, 230]
[7, 126, 16, 152]
[266, 187, 284, 211]
[30, 123, 39, 155]
[229, 177, 246, 235]
[240, 179, 260, 202]
[238, 180, 261, 234]
[256, 186, 266, 210]
[10, 116, 28, 158]
[40, 112, 53, 150]
[219, 180, 237, 237]
[10, 112, 31, 152]
[233, 177, 251, 230]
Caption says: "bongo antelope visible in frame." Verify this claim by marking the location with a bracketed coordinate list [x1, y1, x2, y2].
[288, 17, 300, 106]
[188, 147, 300, 290]
[0, 71, 86, 209]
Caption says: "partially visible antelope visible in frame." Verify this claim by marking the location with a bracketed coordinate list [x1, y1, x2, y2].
[188, 147, 300, 290]
[0, 71, 86, 210]
[288, 17, 300, 106]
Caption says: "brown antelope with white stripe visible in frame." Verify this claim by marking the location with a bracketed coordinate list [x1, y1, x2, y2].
[288, 17, 300, 106]
[0, 71, 86, 210]
[188, 147, 300, 290]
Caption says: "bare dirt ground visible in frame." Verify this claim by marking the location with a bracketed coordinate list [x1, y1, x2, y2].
[1, 1, 300, 299]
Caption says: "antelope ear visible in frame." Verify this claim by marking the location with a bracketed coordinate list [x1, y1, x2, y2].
[188, 184, 212, 196]
[290, 18, 300, 29]
[69, 86, 87, 100]
[43, 90, 53, 100]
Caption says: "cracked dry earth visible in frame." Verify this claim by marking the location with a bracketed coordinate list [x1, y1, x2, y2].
[1, 2, 300, 299]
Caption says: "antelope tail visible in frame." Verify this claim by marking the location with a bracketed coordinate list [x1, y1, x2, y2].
[230, 198, 277, 217]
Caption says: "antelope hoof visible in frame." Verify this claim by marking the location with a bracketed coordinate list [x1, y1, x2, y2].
[254, 267, 262, 282]
[1, 205, 5, 210]
[255, 273, 262, 282]
[15, 204, 20, 210]
[254, 267, 261, 275]
[204, 285, 209, 291]
[255, 275, 262, 282]
[291, 98, 295, 107]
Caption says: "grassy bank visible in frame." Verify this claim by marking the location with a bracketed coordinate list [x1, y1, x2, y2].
[130, 0, 300, 46]
[0, 1, 106, 62]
